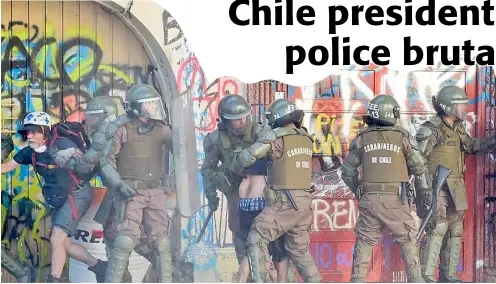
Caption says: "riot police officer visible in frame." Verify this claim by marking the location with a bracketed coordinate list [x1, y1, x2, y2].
[341, 95, 430, 283]
[54, 96, 133, 282]
[201, 94, 261, 264]
[1, 133, 32, 283]
[102, 84, 174, 283]
[229, 99, 322, 283]
[415, 85, 496, 283]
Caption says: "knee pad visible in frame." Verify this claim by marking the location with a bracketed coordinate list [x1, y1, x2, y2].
[247, 229, 268, 247]
[154, 235, 171, 255]
[114, 235, 136, 253]
[233, 233, 248, 263]
[430, 221, 449, 237]
[134, 243, 152, 260]
[448, 222, 463, 237]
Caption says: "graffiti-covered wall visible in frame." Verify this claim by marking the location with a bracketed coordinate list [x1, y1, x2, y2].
[1, 0, 159, 282]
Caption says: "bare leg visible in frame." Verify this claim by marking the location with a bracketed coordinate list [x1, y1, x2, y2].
[50, 227, 68, 278]
[63, 237, 98, 267]
[237, 256, 250, 282]
[274, 257, 290, 283]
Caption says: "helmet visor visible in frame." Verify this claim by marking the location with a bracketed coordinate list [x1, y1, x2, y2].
[226, 114, 252, 136]
[138, 97, 166, 121]
[453, 102, 468, 121]
[84, 110, 106, 129]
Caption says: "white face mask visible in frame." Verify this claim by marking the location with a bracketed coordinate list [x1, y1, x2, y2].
[33, 145, 47, 153]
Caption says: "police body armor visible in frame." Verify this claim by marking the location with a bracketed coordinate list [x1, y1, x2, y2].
[268, 127, 313, 191]
[212, 123, 261, 193]
[117, 121, 166, 182]
[105, 119, 172, 283]
[359, 126, 410, 192]
[423, 115, 467, 211]
[219, 126, 258, 170]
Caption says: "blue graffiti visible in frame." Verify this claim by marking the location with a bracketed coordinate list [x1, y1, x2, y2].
[309, 242, 354, 269]
[181, 172, 219, 273]
[288, 85, 295, 99]
[383, 237, 393, 269]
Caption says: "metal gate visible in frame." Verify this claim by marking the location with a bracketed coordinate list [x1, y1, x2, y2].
[481, 66, 496, 282]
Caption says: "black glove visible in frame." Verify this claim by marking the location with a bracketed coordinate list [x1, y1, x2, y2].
[416, 190, 432, 219]
[483, 135, 496, 151]
[206, 192, 220, 212]
[116, 181, 137, 199]
[1, 133, 14, 162]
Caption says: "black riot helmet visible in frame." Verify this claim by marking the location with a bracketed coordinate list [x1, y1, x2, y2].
[265, 99, 305, 129]
[364, 95, 401, 126]
[217, 94, 252, 135]
[432, 85, 469, 121]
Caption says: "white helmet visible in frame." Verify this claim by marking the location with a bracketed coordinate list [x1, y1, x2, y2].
[17, 111, 51, 135]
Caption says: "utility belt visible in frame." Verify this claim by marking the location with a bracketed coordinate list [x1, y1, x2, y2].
[125, 175, 172, 190]
[361, 182, 402, 194]
[359, 181, 413, 205]
[264, 186, 312, 206]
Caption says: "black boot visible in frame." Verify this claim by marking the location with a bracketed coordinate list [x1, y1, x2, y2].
[46, 275, 62, 283]
[88, 259, 108, 283]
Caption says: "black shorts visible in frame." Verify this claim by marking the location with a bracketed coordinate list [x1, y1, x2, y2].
[239, 209, 288, 263]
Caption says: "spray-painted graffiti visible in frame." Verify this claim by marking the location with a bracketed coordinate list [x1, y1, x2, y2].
[1, 21, 156, 124]
[1, 1, 157, 280]
[174, 55, 244, 276]
[309, 242, 354, 269]
[176, 56, 240, 133]
[1, 1, 489, 282]
[312, 199, 358, 231]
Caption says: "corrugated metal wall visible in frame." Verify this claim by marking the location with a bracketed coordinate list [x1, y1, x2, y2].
[247, 81, 290, 123]
[483, 66, 496, 282]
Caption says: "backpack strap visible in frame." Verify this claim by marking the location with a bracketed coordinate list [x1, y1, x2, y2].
[32, 142, 81, 220]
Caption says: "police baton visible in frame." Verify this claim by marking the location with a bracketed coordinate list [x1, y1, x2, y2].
[196, 209, 214, 244]
[285, 189, 298, 211]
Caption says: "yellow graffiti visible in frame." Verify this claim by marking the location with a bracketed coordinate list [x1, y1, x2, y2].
[312, 113, 342, 155]
[1, 23, 105, 87]
[2, 13, 150, 281]
[346, 118, 365, 148]
[1, 161, 49, 283]
[98, 65, 134, 84]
